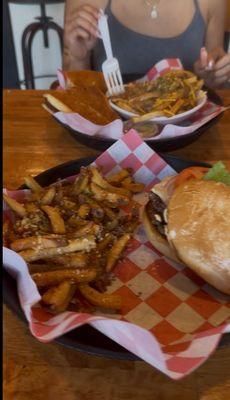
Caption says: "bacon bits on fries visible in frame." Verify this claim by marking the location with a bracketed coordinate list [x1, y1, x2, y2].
[111, 70, 205, 120]
[4, 166, 144, 313]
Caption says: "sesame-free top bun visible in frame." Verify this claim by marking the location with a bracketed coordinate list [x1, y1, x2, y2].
[167, 179, 230, 295]
[142, 206, 180, 263]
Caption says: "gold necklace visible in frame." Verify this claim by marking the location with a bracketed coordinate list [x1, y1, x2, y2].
[144, 0, 161, 19]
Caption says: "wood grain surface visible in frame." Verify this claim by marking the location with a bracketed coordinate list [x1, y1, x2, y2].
[3, 89, 230, 400]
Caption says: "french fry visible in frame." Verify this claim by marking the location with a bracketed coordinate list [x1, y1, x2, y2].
[40, 186, 56, 205]
[61, 198, 76, 210]
[72, 170, 89, 195]
[114, 100, 135, 112]
[67, 216, 89, 227]
[41, 205, 66, 234]
[78, 284, 122, 310]
[170, 99, 185, 115]
[32, 268, 97, 287]
[64, 236, 97, 253]
[25, 192, 41, 202]
[71, 221, 93, 237]
[106, 234, 130, 272]
[42, 281, 77, 313]
[107, 169, 132, 184]
[121, 176, 132, 185]
[19, 237, 96, 262]
[78, 203, 90, 219]
[28, 259, 87, 273]
[72, 223, 101, 239]
[97, 234, 115, 252]
[132, 110, 164, 123]
[25, 202, 40, 213]
[90, 166, 131, 197]
[91, 182, 129, 205]
[163, 109, 174, 117]
[121, 181, 144, 193]
[28, 263, 56, 274]
[91, 224, 102, 237]
[3, 193, 26, 218]
[53, 252, 88, 268]
[24, 175, 42, 192]
[122, 219, 139, 234]
[10, 235, 68, 252]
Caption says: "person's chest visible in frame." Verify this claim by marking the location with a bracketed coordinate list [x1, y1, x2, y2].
[109, 0, 207, 38]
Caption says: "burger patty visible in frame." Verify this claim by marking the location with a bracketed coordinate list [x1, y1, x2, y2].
[146, 192, 167, 237]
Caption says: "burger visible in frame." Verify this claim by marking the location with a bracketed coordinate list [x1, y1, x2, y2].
[142, 162, 230, 295]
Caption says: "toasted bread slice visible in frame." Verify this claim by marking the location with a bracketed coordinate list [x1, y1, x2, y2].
[44, 85, 119, 125]
[63, 70, 107, 94]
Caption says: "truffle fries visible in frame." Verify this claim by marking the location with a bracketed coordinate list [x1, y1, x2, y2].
[4, 165, 144, 313]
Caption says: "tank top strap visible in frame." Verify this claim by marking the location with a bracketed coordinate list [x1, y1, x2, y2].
[193, 0, 200, 12]
[106, 0, 112, 11]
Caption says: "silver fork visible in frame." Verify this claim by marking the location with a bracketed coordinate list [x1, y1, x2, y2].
[98, 11, 124, 96]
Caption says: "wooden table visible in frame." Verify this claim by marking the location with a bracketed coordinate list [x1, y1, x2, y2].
[3, 89, 230, 399]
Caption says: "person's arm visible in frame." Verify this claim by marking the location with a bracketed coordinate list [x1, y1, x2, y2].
[63, 0, 107, 70]
[205, 0, 226, 52]
[194, 0, 229, 87]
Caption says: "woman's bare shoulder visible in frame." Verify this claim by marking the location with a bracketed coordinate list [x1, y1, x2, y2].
[65, 0, 108, 12]
[199, 0, 226, 18]
[198, 0, 227, 23]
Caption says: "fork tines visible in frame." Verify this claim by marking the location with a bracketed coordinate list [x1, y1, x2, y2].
[102, 62, 124, 96]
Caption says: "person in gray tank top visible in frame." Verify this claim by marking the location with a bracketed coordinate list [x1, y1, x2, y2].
[92, 0, 205, 73]
[63, 0, 230, 88]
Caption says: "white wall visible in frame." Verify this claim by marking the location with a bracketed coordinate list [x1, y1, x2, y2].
[9, 3, 65, 89]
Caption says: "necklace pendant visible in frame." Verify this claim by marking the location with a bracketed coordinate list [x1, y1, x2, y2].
[151, 5, 158, 19]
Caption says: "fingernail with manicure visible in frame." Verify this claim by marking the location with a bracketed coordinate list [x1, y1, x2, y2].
[208, 60, 214, 69]
[205, 60, 214, 71]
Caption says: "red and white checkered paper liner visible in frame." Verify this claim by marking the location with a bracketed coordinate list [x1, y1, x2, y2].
[54, 59, 226, 141]
[3, 130, 230, 379]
